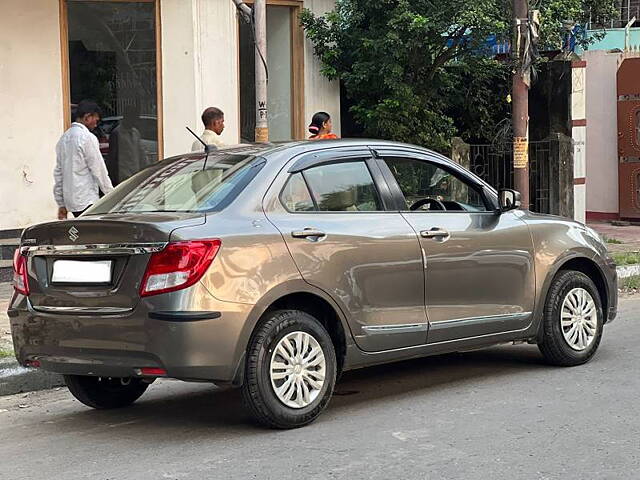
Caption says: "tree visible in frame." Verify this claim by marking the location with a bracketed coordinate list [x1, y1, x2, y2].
[300, 0, 617, 152]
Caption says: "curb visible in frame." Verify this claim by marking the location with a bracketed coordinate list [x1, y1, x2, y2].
[0, 358, 64, 397]
[617, 264, 640, 279]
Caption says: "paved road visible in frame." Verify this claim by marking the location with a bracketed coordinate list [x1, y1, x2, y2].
[1, 298, 638, 480]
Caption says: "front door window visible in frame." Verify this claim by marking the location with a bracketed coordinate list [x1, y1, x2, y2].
[383, 157, 489, 212]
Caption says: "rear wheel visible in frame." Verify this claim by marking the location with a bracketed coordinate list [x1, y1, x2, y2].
[242, 309, 337, 429]
[64, 375, 149, 409]
[538, 270, 604, 366]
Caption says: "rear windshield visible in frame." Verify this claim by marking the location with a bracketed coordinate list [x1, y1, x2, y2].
[85, 153, 264, 215]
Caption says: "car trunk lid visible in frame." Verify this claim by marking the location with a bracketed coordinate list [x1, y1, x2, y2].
[21, 213, 205, 312]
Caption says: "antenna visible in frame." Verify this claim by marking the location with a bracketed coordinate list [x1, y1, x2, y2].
[186, 126, 215, 154]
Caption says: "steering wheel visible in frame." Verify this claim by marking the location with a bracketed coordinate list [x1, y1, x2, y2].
[409, 198, 447, 211]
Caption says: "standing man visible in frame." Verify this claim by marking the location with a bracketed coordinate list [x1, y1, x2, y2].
[192, 107, 225, 151]
[54, 100, 114, 219]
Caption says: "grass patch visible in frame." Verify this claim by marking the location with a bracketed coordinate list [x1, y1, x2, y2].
[620, 275, 640, 290]
[611, 252, 640, 266]
[604, 236, 624, 244]
[0, 348, 15, 359]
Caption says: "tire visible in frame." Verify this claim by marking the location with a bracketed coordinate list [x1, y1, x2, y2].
[538, 270, 604, 366]
[242, 309, 337, 429]
[64, 375, 149, 409]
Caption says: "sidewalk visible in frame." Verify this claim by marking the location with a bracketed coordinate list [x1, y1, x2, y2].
[588, 222, 640, 254]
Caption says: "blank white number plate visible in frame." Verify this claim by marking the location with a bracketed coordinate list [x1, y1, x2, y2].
[52, 260, 113, 284]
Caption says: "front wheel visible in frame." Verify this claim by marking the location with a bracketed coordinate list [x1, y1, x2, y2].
[538, 270, 604, 366]
[242, 309, 337, 429]
[64, 375, 149, 409]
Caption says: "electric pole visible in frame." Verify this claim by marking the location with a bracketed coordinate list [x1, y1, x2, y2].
[254, 0, 269, 142]
[231, 0, 269, 142]
[512, 0, 530, 208]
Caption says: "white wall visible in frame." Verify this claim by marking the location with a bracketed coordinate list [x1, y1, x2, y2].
[583, 50, 620, 215]
[192, 0, 240, 146]
[0, 0, 63, 230]
[572, 65, 587, 223]
[303, 0, 341, 136]
[160, 0, 242, 157]
[160, 0, 198, 158]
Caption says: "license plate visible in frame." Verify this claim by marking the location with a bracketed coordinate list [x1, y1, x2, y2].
[52, 260, 113, 284]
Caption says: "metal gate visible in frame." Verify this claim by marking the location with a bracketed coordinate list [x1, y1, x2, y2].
[617, 57, 640, 219]
[466, 136, 573, 216]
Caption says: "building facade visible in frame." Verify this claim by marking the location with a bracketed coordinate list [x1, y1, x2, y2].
[581, 4, 640, 221]
[0, 0, 340, 231]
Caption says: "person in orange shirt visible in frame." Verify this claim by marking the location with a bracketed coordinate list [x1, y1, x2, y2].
[308, 112, 339, 140]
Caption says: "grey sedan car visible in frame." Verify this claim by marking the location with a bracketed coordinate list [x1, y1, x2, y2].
[8, 140, 617, 428]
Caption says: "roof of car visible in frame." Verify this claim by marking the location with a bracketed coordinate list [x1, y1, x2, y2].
[193, 138, 443, 159]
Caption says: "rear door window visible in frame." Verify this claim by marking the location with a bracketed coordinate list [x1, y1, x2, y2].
[281, 173, 316, 212]
[303, 161, 383, 212]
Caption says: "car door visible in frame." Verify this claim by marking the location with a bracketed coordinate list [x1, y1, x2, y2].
[375, 150, 536, 344]
[263, 148, 427, 352]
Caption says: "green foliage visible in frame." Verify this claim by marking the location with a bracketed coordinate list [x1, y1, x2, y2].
[603, 235, 623, 244]
[620, 275, 640, 291]
[0, 348, 15, 359]
[300, 0, 617, 151]
[612, 252, 640, 266]
[536, 0, 619, 50]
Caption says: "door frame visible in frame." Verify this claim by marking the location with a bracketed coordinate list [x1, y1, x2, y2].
[59, 0, 164, 159]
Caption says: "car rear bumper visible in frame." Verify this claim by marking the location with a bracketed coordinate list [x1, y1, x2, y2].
[8, 288, 252, 383]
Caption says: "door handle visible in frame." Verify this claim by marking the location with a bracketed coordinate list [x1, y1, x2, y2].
[291, 228, 327, 239]
[420, 228, 450, 239]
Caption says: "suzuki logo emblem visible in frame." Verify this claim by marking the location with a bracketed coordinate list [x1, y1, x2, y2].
[68, 226, 79, 242]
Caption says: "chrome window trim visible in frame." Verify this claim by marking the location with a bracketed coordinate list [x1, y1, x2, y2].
[21, 243, 167, 257]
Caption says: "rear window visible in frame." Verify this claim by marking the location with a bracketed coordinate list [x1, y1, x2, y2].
[85, 153, 264, 214]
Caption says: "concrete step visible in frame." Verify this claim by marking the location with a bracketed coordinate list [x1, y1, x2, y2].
[0, 239, 20, 262]
[0, 260, 12, 283]
[0, 238, 20, 246]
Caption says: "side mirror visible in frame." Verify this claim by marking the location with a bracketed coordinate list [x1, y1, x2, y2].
[498, 189, 521, 212]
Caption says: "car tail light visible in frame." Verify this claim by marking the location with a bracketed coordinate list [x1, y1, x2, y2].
[13, 248, 29, 296]
[140, 240, 221, 297]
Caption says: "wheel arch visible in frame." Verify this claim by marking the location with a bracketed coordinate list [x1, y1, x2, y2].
[231, 280, 354, 385]
[533, 254, 610, 341]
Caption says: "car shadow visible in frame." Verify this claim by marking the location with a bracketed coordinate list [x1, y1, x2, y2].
[31, 343, 570, 438]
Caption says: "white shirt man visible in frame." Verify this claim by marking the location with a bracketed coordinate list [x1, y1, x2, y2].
[191, 129, 225, 152]
[191, 107, 225, 152]
[54, 102, 114, 218]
